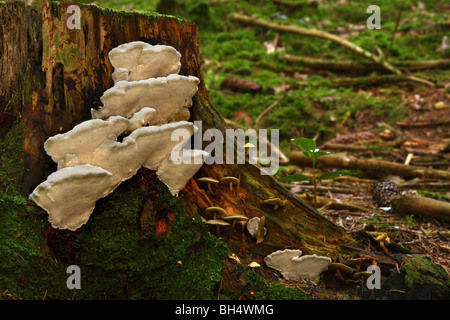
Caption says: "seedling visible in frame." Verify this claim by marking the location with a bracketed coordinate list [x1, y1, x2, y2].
[280, 137, 356, 209]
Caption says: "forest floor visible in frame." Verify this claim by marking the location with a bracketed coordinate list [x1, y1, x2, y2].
[55, 0, 450, 292]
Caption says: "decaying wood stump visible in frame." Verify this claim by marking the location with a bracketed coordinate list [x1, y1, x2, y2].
[1, 1, 448, 299]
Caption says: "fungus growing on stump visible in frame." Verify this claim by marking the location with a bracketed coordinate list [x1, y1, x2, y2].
[29, 42, 207, 230]
[264, 249, 332, 281]
[92, 74, 200, 123]
[108, 41, 181, 82]
[29, 165, 113, 231]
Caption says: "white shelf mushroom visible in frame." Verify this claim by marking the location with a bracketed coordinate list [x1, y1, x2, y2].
[44, 116, 130, 169]
[91, 121, 197, 195]
[264, 249, 331, 281]
[29, 165, 113, 231]
[92, 74, 200, 124]
[109, 41, 182, 82]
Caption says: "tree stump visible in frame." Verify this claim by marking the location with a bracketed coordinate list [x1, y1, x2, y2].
[0, 1, 448, 300]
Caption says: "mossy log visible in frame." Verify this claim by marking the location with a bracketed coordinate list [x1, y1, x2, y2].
[1, 1, 448, 300]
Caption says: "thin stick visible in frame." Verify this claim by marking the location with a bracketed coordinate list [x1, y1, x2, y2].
[255, 92, 287, 125]
[231, 13, 402, 74]
[386, 8, 403, 60]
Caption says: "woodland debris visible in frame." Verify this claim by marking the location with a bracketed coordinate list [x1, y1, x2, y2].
[401, 138, 448, 155]
[396, 119, 450, 127]
[290, 152, 450, 180]
[391, 194, 450, 223]
[230, 13, 402, 74]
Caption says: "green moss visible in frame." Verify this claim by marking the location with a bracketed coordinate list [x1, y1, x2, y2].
[78, 180, 229, 299]
[0, 122, 69, 300]
[399, 254, 450, 299]
[257, 282, 309, 300]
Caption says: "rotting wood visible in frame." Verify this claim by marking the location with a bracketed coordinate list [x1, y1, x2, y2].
[391, 195, 450, 223]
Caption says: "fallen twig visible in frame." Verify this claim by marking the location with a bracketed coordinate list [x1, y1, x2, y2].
[230, 13, 402, 74]
[255, 92, 288, 126]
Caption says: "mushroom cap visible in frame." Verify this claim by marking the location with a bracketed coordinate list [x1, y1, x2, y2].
[248, 261, 261, 268]
[29, 165, 113, 231]
[220, 176, 240, 185]
[205, 206, 227, 217]
[263, 198, 287, 206]
[244, 142, 256, 148]
[92, 74, 200, 124]
[197, 177, 219, 184]
[223, 214, 249, 222]
[108, 41, 181, 82]
[205, 219, 230, 226]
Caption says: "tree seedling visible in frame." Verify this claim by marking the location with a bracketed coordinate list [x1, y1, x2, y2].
[280, 137, 356, 209]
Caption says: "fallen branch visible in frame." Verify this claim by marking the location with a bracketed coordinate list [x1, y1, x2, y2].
[280, 54, 450, 73]
[326, 74, 434, 87]
[397, 119, 450, 127]
[290, 152, 450, 180]
[281, 183, 357, 194]
[391, 195, 450, 223]
[231, 13, 402, 74]
[298, 194, 371, 212]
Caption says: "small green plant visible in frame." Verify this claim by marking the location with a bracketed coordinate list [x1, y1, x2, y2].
[280, 137, 356, 209]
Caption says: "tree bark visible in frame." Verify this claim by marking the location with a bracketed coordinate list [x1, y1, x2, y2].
[1, 1, 448, 300]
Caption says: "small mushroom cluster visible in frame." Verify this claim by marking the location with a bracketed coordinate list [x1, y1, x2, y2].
[264, 249, 332, 281]
[203, 206, 248, 236]
[29, 41, 208, 231]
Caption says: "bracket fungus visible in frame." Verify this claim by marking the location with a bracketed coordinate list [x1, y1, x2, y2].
[92, 74, 200, 123]
[29, 42, 207, 230]
[125, 107, 156, 133]
[29, 165, 113, 231]
[44, 116, 130, 169]
[108, 41, 181, 82]
[264, 249, 332, 281]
